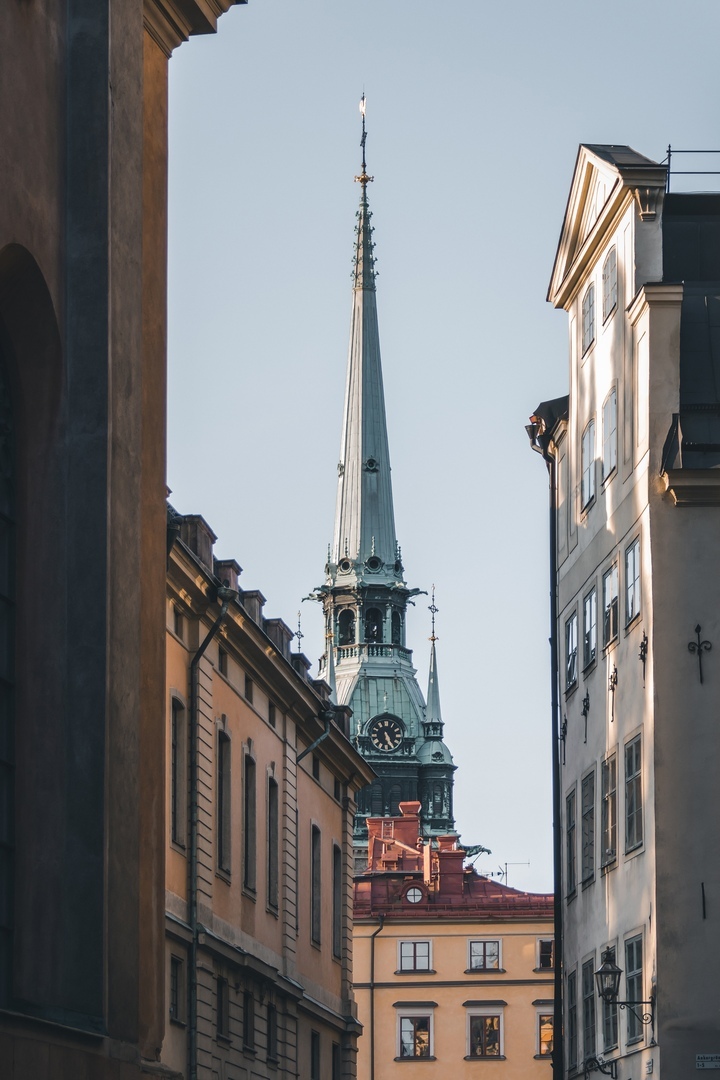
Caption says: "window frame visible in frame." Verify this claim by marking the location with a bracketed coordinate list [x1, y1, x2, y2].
[311, 1029, 321, 1079]
[332, 843, 342, 960]
[565, 610, 578, 691]
[566, 788, 577, 898]
[398, 1009, 433, 1060]
[602, 247, 618, 323]
[602, 563, 619, 647]
[243, 989, 255, 1051]
[467, 938, 501, 972]
[581, 418, 596, 510]
[217, 728, 231, 875]
[216, 975, 230, 1041]
[466, 1010, 503, 1059]
[625, 934, 644, 1044]
[170, 696, 187, 848]
[583, 587, 597, 670]
[537, 938, 555, 971]
[582, 283, 596, 355]
[625, 735, 643, 853]
[601, 944, 619, 1051]
[243, 752, 257, 892]
[602, 387, 618, 482]
[169, 953, 186, 1025]
[625, 537, 641, 625]
[267, 1002, 278, 1062]
[582, 957, 597, 1060]
[537, 1010, 554, 1058]
[267, 776, 279, 911]
[581, 769, 595, 885]
[399, 939, 432, 972]
[311, 824, 322, 945]
[567, 968, 578, 1070]
[601, 753, 617, 867]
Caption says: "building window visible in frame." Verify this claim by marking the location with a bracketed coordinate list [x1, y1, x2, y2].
[399, 1014, 432, 1058]
[602, 388, 617, 480]
[245, 674, 254, 703]
[267, 1003, 278, 1061]
[217, 976, 229, 1040]
[581, 419, 596, 509]
[217, 730, 231, 874]
[626, 538, 641, 623]
[218, 644, 228, 676]
[568, 970, 578, 1070]
[268, 701, 276, 728]
[538, 1013, 554, 1057]
[566, 789, 577, 896]
[267, 777, 279, 910]
[602, 946, 619, 1050]
[338, 608, 355, 645]
[468, 939, 500, 971]
[399, 940, 431, 972]
[582, 958, 596, 1059]
[601, 754, 617, 866]
[311, 825, 321, 944]
[625, 935, 643, 1042]
[602, 247, 618, 321]
[332, 844, 342, 959]
[311, 1030, 321, 1079]
[333, 777, 341, 801]
[244, 755, 257, 891]
[625, 736, 643, 852]
[243, 990, 255, 1050]
[392, 610, 402, 644]
[169, 955, 185, 1024]
[171, 699, 187, 846]
[312, 754, 320, 781]
[565, 611, 578, 689]
[468, 1014, 501, 1058]
[582, 283, 596, 354]
[332, 1041, 341, 1080]
[364, 607, 383, 643]
[583, 588, 597, 669]
[603, 564, 618, 646]
[581, 771, 595, 884]
[173, 605, 184, 640]
[538, 938, 555, 970]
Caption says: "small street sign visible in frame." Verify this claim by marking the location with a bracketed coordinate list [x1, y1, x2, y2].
[697, 1055, 720, 1069]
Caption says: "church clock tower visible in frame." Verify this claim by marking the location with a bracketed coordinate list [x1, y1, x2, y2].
[310, 99, 456, 857]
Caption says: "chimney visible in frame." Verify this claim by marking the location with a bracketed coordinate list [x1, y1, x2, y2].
[179, 514, 217, 572]
[241, 589, 266, 625]
[214, 557, 242, 593]
[264, 617, 294, 660]
[291, 653, 312, 681]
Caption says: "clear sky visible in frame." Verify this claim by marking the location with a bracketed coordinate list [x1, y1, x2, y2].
[167, 0, 719, 893]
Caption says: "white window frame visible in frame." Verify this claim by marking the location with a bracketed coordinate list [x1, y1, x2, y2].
[581, 419, 596, 509]
[565, 611, 578, 690]
[602, 247, 618, 322]
[583, 587, 597, 669]
[624, 932, 644, 1044]
[625, 734, 643, 853]
[466, 1009, 504, 1059]
[536, 937, 555, 971]
[603, 563, 619, 646]
[536, 1008, 554, 1058]
[467, 938, 502, 972]
[601, 753, 617, 867]
[602, 388, 617, 481]
[397, 1008, 434, 1059]
[582, 283, 596, 354]
[397, 939, 432, 973]
[626, 538, 641, 624]
[581, 768, 595, 885]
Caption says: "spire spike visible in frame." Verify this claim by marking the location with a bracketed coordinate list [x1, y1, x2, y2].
[429, 585, 439, 643]
[295, 611, 304, 654]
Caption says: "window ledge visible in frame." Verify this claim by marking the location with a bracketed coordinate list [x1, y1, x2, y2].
[601, 860, 617, 875]
[170, 840, 187, 856]
[463, 1056, 507, 1062]
[394, 1057, 437, 1063]
[566, 890, 577, 903]
[217, 1034, 232, 1046]
[396, 969, 436, 976]
[582, 657, 597, 676]
[169, 1016, 186, 1028]
[534, 1055, 553, 1060]
[625, 844, 644, 860]
[625, 613, 641, 633]
[464, 969, 506, 975]
[601, 465, 617, 487]
[581, 876, 595, 890]
[242, 886, 257, 902]
[532, 968, 554, 974]
[216, 869, 231, 885]
[565, 682, 579, 699]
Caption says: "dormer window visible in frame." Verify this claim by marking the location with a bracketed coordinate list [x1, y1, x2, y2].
[582, 284, 595, 355]
[602, 247, 617, 321]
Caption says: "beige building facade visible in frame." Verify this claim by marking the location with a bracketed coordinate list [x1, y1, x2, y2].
[531, 145, 720, 1078]
[353, 806, 554, 1078]
[164, 509, 374, 1079]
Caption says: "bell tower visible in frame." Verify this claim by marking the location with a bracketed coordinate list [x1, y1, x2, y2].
[310, 99, 456, 858]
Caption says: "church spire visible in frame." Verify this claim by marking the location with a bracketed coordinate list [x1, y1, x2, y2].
[331, 96, 399, 583]
[425, 588, 443, 726]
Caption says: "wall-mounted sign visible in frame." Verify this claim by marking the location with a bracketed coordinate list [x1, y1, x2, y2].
[697, 1055, 720, 1069]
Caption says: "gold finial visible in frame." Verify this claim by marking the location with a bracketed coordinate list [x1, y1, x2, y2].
[354, 93, 374, 187]
[429, 586, 439, 642]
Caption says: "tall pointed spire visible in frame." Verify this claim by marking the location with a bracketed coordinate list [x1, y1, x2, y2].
[331, 96, 399, 584]
[425, 588, 443, 726]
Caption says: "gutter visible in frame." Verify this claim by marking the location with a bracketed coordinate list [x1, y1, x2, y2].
[188, 585, 237, 1080]
[368, 915, 385, 1080]
[527, 412, 564, 1080]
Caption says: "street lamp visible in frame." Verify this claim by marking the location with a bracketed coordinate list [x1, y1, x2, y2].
[594, 948, 655, 1032]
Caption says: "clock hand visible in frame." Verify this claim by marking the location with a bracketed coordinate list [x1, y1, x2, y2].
[384, 732, 393, 748]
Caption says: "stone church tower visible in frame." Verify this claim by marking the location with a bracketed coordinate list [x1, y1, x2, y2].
[311, 102, 456, 859]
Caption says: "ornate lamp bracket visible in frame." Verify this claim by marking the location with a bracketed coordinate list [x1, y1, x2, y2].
[608, 665, 618, 721]
[581, 691, 590, 744]
[560, 714, 568, 765]
[639, 631, 648, 685]
[688, 624, 712, 684]
[584, 1056, 617, 1079]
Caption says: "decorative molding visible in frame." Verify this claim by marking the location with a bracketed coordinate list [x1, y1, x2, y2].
[662, 469, 720, 506]
[633, 186, 661, 220]
[143, 0, 246, 57]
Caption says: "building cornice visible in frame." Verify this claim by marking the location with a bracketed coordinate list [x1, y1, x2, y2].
[627, 282, 684, 326]
[143, 0, 246, 57]
[662, 469, 720, 507]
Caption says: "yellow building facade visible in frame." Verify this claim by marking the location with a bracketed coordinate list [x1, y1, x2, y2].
[353, 806, 554, 1078]
[163, 509, 374, 1079]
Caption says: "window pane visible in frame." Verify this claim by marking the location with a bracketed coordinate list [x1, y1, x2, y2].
[582, 959, 596, 1058]
[401, 1016, 430, 1058]
[568, 970, 578, 1068]
[539, 1014, 554, 1056]
[581, 772, 595, 882]
[582, 421, 596, 508]
[603, 565, 618, 645]
[602, 947, 618, 1049]
[603, 389, 617, 479]
[603, 248, 618, 321]
[469, 1015, 500, 1057]
[470, 940, 499, 969]
[625, 936, 643, 1041]
[625, 738, 643, 851]
[566, 791, 576, 894]
[566, 613, 578, 689]
[626, 539, 641, 622]
[583, 589, 597, 668]
[583, 285, 596, 353]
[601, 756, 617, 865]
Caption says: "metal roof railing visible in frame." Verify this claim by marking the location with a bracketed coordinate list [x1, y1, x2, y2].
[665, 146, 720, 193]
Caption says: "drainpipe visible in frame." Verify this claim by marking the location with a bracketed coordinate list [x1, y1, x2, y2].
[296, 706, 334, 764]
[527, 417, 564, 1080]
[368, 914, 385, 1080]
[188, 584, 238, 1080]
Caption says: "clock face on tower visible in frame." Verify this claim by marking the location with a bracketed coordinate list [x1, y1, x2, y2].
[368, 716, 403, 752]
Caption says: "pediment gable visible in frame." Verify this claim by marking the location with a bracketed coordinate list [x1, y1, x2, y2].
[548, 144, 666, 308]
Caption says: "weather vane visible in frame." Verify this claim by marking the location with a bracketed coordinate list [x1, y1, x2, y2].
[429, 586, 439, 643]
[295, 611, 304, 653]
[355, 93, 374, 188]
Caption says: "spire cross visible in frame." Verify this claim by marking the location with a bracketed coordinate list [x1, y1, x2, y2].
[355, 94, 374, 188]
[429, 586, 439, 642]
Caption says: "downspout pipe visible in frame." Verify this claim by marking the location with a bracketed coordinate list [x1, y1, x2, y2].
[188, 584, 238, 1080]
[527, 415, 564, 1080]
[368, 914, 385, 1080]
[296, 707, 335, 764]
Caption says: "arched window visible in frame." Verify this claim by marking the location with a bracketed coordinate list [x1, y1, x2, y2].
[433, 784, 444, 814]
[0, 349, 13, 1000]
[338, 608, 355, 646]
[391, 611, 402, 645]
[364, 608, 383, 643]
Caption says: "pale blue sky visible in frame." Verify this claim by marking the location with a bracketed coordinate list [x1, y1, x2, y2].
[167, 0, 719, 892]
